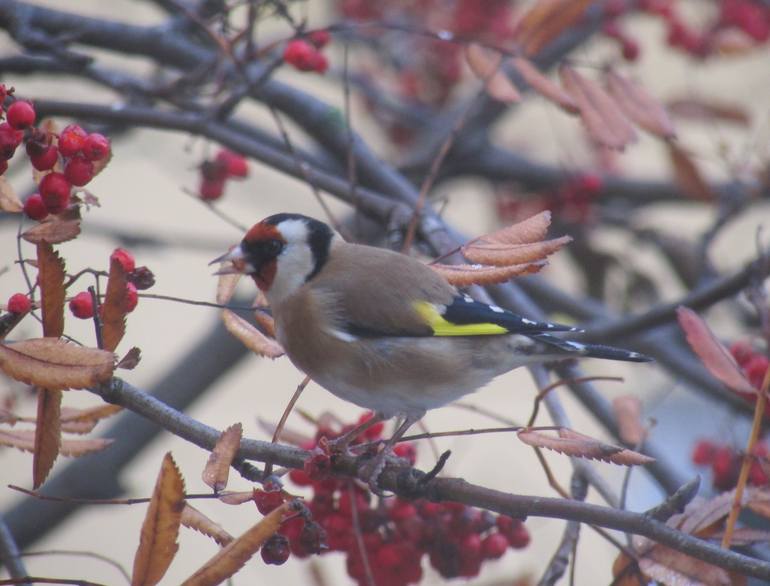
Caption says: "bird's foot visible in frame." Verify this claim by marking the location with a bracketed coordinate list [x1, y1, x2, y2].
[357, 449, 411, 495]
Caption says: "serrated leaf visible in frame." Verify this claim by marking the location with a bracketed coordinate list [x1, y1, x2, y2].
[0, 338, 115, 390]
[605, 70, 675, 140]
[131, 452, 185, 586]
[0, 177, 22, 212]
[511, 57, 578, 113]
[431, 261, 545, 286]
[180, 503, 287, 586]
[484, 210, 553, 245]
[517, 427, 654, 465]
[36, 242, 65, 338]
[181, 504, 234, 547]
[59, 404, 123, 434]
[221, 309, 283, 359]
[102, 257, 129, 352]
[22, 218, 81, 244]
[33, 387, 61, 488]
[0, 428, 112, 455]
[202, 423, 242, 493]
[462, 236, 571, 266]
[677, 307, 755, 394]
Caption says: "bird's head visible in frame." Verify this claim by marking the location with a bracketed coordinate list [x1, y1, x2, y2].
[211, 213, 336, 301]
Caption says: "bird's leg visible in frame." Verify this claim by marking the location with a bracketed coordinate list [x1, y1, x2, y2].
[359, 413, 421, 494]
[326, 411, 387, 454]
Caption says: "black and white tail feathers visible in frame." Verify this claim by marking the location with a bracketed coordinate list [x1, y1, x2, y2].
[531, 333, 651, 363]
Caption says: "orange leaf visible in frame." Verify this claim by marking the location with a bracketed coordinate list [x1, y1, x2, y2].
[0, 428, 112, 456]
[559, 65, 637, 150]
[0, 338, 115, 390]
[0, 177, 22, 212]
[517, 427, 654, 465]
[131, 452, 185, 586]
[612, 396, 646, 445]
[483, 209, 553, 245]
[462, 236, 571, 266]
[515, 0, 596, 56]
[33, 388, 61, 488]
[102, 257, 129, 352]
[677, 307, 755, 395]
[180, 503, 287, 586]
[22, 218, 81, 245]
[668, 144, 715, 202]
[36, 242, 65, 338]
[464, 44, 521, 103]
[605, 70, 676, 140]
[431, 261, 545, 286]
[511, 57, 578, 113]
[221, 309, 284, 359]
[181, 504, 234, 547]
[202, 423, 243, 493]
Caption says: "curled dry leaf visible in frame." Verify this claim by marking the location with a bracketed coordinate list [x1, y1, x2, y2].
[484, 209, 552, 245]
[612, 395, 646, 445]
[0, 177, 22, 212]
[462, 236, 571, 266]
[180, 503, 287, 586]
[181, 503, 234, 547]
[202, 422, 243, 493]
[218, 491, 256, 506]
[431, 261, 545, 286]
[0, 428, 113, 456]
[464, 43, 521, 103]
[33, 388, 62, 488]
[639, 551, 731, 586]
[605, 70, 676, 140]
[560, 65, 637, 150]
[37, 242, 65, 338]
[117, 347, 142, 370]
[221, 309, 284, 359]
[517, 427, 654, 466]
[511, 57, 578, 113]
[22, 218, 81, 245]
[59, 404, 123, 434]
[668, 144, 715, 202]
[102, 257, 129, 353]
[0, 338, 115, 391]
[666, 97, 750, 126]
[514, 0, 595, 56]
[676, 307, 755, 395]
[131, 452, 185, 586]
[216, 272, 241, 306]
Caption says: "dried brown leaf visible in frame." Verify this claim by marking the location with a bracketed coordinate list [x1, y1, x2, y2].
[431, 261, 545, 286]
[511, 57, 578, 113]
[677, 306, 755, 394]
[666, 98, 750, 126]
[560, 65, 637, 150]
[22, 218, 81, 245]
[464, 44, 521, 103]
[181, 503, 234, 547]
[605, 70, 676, 140]
[462, 236, 571, 266]
[639, 546, 731, 586]
[746, 488, 770, 520]
[102, 257, 128, 352]
[202, 423, 242, 493]
[33, 388, 61, 488]
[517, 427, 655, 465]
[221, 309, 283, 359]
[515, 0, 595, 56]
[181, 503, 287, 586]
[117, 347, 142, 370]
[216, 272, 241, 306]
[131, 452, 185, 586]
[484, 210, 553, 245]
[0, 177, 22, 212]
[612, 395, 646, 445]
[484, 68, 522, 103]
[0, 338, 115, 390]
[218, 491, 255, 506]
[59, 404, 123, 434]
[668, 144, 715, 202]
[37, 242, 65, 338]
[0, 428, 112, 455]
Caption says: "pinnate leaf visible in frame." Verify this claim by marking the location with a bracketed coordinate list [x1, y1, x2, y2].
[431, 261, 545, 286]
[517, 427, 654, 465]
[181, 504, 234, 547]
[37, 242, 65, 338]
[202, 423, 242, 493]
[33, 387, 61, 488]
[511, 57, 578, 113]
[22, 218, 81, 245]
[102, 257, 129, 352]
[0, 428, 113, 456]
[221, 309, 283, 359]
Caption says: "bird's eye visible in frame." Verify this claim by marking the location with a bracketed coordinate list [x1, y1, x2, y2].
[264, 239, 284, 256]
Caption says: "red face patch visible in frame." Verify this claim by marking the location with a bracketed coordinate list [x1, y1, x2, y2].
[244, 222, 282, 243]
[243, 221, 285, 291]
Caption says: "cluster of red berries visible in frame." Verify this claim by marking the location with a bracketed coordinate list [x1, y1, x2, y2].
[258, 412, 530, 585]
[283, 30, 331, 74]
[729, 340, 770, 414]
[198, 149, 249, 201]
[69, 248, 154, 320]
[692, 439, 769, 491]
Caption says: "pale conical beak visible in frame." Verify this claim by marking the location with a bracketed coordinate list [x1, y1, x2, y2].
[209, 245, 251, 275]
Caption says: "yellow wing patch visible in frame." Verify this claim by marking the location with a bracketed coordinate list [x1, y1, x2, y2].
[412, 301, 508, 336]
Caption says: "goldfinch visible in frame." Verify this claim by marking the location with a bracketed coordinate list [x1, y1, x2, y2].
[213, 213, 648, 484]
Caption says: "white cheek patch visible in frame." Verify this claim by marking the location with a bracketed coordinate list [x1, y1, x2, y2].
[267, 219, 315, 302]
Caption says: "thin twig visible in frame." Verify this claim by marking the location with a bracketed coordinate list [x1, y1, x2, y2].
[264, 375, 310, 478]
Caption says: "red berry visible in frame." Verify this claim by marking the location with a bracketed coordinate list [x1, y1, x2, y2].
[39, 172, 71, 214]
[125, 282, 138, 313]
[622, 39, 640, 61]
[0, 84, 7, 103]
[23, 193, 48, 221]
[0, 122, 23, 160]
[308, 29, 331, 48]
[375, 543, 402, 568]
[749, 459, 769, 486]
[82, 133, 110, 161]
[388, 499, 416, 522]
[692, 440, 717, 466]
[253, 488, 284, 514]
[745, 355, 769, 389]
[64, 156, 94, 186]
[712, 446, 739, 491]
[576, 173, 603, 194]
[261, 534, 290, 565]
[30, 145, 59, 171]
[357, 410, 385, 440]
[110, 248, 136, 273]
[482, 532, 508, 559]
[393, 442, 417, 465]
[731, 340, 755, 367]
[58, 124, 87, 157]
[7, 293, 31, 314]
[283, 39, 326, 73]
[215, 149, 249, 179]
[312, 52, 329, 74]
[199, 178, 225, 200]
[6, 101, 35, 130]
[507, 523, 531, 549]
[69, 291, 94, 319]
[288, 468, 312, 486]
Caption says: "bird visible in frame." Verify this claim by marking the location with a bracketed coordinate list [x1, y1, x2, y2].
[212, 212, 649, 487]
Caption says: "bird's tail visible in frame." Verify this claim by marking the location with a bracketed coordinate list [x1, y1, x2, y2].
[532, 333, 651, 363]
